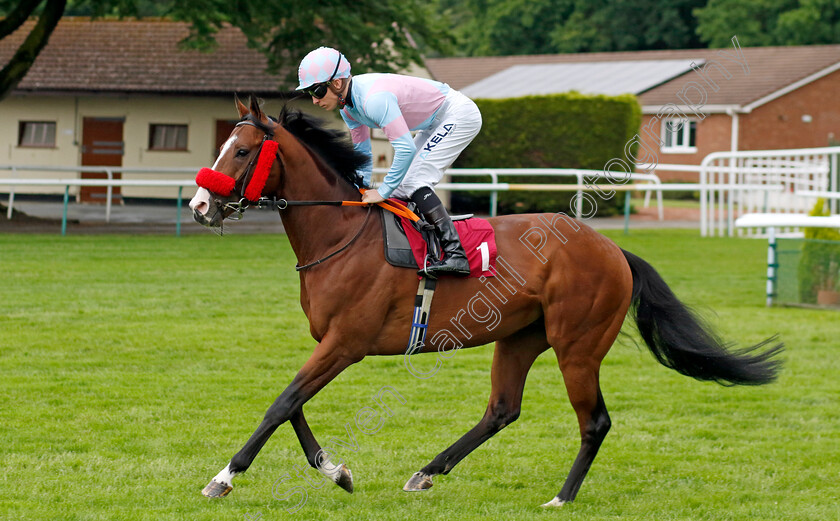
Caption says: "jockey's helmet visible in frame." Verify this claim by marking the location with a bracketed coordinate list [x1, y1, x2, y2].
[297, 47, 351, 91]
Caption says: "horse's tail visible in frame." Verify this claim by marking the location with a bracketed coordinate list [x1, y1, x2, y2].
[622, 249, 783, 386]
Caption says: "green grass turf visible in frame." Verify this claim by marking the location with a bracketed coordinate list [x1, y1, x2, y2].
[0, 229, 837, 521]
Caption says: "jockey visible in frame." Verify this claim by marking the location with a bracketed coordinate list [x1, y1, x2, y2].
[297, 46, 483, 278]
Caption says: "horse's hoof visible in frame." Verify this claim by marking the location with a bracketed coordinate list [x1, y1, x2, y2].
[541, 497, 566, 507]
[335, 464, 353, 493]
[403, 472, 433, 491]
[202, 479, 232, 498]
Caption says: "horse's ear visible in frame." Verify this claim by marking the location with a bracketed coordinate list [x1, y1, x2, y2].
[249, 95, 267, 123]
[234, 94, 249, 118]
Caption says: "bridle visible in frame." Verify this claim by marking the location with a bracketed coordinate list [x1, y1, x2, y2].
[194, 114, 418, 271]
[219, 115, 283, 219]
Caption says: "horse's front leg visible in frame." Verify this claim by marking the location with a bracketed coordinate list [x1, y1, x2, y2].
[202, 339, 360, 498]
[289, 409, 354, 492]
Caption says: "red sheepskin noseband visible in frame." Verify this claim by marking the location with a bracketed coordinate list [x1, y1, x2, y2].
[195, 139, 279, 202]
[196, 167, 235, 196]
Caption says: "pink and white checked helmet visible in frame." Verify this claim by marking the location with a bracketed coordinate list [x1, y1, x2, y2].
[296, 47, 351, 90]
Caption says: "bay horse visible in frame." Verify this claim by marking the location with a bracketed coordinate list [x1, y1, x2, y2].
[189, 96, 782, 507]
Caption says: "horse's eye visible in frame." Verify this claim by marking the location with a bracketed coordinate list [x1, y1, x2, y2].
[236, 149, 249, 157]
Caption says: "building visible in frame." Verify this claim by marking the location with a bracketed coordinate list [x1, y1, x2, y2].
[6, 20, 837, 197]
[426, 43, 840, 180]
[0, 18, 397, 201]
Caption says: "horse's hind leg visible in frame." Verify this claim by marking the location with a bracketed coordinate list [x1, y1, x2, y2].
[542, 377, 609, 507]
[542, 309, 625, 507]
[404, 323, 549, 491]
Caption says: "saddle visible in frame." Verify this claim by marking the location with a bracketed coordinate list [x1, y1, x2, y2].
[379, 202, 497, 278]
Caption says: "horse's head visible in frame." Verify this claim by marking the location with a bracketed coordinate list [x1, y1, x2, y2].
[190, 95, 282, 229]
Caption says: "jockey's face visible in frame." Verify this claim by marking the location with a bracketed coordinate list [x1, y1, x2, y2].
[311, 78, 345, 111]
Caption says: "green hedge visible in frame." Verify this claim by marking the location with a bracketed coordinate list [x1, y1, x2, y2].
[452, 92, 641, 216]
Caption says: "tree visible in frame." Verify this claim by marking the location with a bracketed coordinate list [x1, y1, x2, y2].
[465, 0, 575, 56]
[773, 0, 840, 45]
[694, 0, 797, 47]
[0, 0, 453, 101]
[433, 0, 706, 57]
[695, 0, 840, 47]
[551, 0, 707, 53]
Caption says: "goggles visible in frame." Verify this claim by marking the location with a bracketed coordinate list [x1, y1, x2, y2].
[304, 82, 331, 99]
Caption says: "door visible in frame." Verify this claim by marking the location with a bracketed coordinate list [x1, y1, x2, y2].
[81, 118, 124, 203]
[215, 119, 238, 159]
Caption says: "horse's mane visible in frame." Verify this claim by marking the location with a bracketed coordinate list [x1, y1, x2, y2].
[277, 107, 371, 189]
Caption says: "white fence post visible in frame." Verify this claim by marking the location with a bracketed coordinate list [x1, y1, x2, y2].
[6, 166, 16, 219]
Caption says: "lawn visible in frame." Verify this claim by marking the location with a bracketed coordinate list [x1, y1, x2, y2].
[0, 229, 837, 521]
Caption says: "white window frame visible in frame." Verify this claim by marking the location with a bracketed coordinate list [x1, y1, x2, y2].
[18, 121, 57, 148]
[149, 124, 188, 151]
[661, 118, 697, 153]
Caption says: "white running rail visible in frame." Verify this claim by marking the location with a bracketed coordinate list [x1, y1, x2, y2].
[699, 147, 840, 236]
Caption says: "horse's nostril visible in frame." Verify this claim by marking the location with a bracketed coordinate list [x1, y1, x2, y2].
[189, 188, 213, 216]
[192, 201, 209, 216]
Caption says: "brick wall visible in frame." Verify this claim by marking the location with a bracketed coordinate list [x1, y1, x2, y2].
[740, 69, 840, 150]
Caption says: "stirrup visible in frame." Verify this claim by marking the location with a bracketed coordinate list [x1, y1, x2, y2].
[418, 254, 438, 279]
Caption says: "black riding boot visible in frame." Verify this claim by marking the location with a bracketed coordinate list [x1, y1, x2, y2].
[411, 188, 470, 278]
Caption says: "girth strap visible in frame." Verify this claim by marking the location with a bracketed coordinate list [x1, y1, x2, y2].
[406, 276, 437, 355]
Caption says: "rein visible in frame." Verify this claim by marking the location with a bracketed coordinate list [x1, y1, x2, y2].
[294, 205, 373, 271]
[222, 192, 417, 222]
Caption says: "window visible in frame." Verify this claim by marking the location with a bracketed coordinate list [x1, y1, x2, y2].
[149, 124, 188, 151]
[661, 118, 697, 152]
[19, 121, 56, 147]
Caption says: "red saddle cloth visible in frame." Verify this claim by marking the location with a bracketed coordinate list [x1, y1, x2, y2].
[398, 214, 497, 278]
